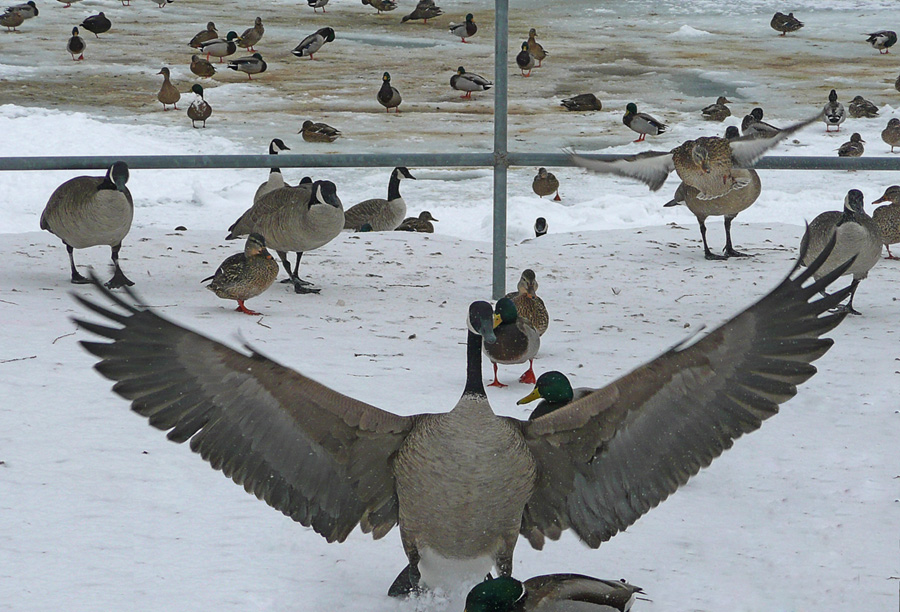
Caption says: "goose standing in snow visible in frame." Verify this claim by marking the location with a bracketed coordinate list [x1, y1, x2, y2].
[343, 166, 415, 231]
[41, 162, 134, 288]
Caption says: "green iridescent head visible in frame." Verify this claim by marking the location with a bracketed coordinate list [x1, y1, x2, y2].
[517, 370, 573, 406]
[625, 102, 638, 115]
[465, 576, 525, 612]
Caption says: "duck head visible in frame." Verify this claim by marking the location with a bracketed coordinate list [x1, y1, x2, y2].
[691, 144, 711, 173]
[520, 41, 529, 52]
[873, 185, 900, 205]
[71, 26, 79, 36]
[157, 67, 170, 77]
[382, 71, 391, 82]
[493, 297, 518, 328]
[466, 13, 474, 22]
[318, 27, 335, 41]
[516, 269, 538, 298]
[849, 132, 864, 143]
[245, 233, 268, 256]
[625, 102, 637, 116]
[191, 83, 204, 97]
[419, 211, 437, 221]
[467, 300, 496, 344]
[724, 125, 740, 140]
[465, 575, 525, 612]
[225, 31, 239, 41]
[715, 96, 731, 105]
[518, 370, 574, 406]
[456, 66, 467, 75]
[750, 107, 764, 121]
[828, 89, 838, 103]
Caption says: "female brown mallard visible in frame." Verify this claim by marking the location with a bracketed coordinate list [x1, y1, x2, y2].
[881, 117, 900, 152]
[299, 120, 342, 143]
[190, 54, 216, 78]
[156, 67, 180, 110]
[701, 96, 731, 121]
[361, 0, 397, 13]
[187, 84, 211, 128]
[571, 114, 818, 199]
[400, 0, 442, 23]
[504, 269, 548, 336]
[396, 210, 438, 232]
[837, 133, 864, 158]
[0, 8, 23, 30]
[872, 185, 900, 259]
[484, 297, 541, 387]
[770, 11, 803, 35]
[202, 233, 279, 315]
[560, 93, 601, 111]
[531, 167, 560, 200]
[237, 17, 264, 52]
[74, 238, 850, 598]
[526, 28, 547, 67]
[848, 95, 878, 118]
[189, 22, 217, 49]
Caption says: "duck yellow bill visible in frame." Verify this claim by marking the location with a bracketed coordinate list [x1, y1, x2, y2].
[517, 387, 541, 405]
[492, 313, 502, 328]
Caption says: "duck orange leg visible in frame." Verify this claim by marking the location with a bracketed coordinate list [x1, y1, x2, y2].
[235, 300, 261, 315]
[518, 360, 536, 385]
[488, 363, 507, 388]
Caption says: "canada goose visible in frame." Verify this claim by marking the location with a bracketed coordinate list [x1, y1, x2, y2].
[701, 96, 731, 121]
[866, 30, 897, 54]
[533, 216, 547, 237]
[361, 0, 396, 14]
[237, 17, 263, 52]
[156, 67, 180, 111]
[67, 26, 85, 61]
[741, 107, 780, 139]
[79, 12, 110, 37]
[186, 84, 211, 128]
[518, 371, 595, 421]
[516, 42, 535, 77]
[623, 102, 666, 143]
[190, 54, 216, 78]
[201, 233, 279, 315]
[881, 117, 900, 152]
[227, 53, 266, 80]
[449, 13, 476, 42]
[466, 574, 643, 612]
[532, 167, 560, 201]
[570, 114, 818, 199]
[484, 297, 541, 387]
[848, 95, 879, 118]
[343, 166, 415, 231]
[560, 93, 601, 112]
[837, 133, 865, 157]
[254, 138, 291, 205]
[800, 189, 882, 314]
[299, 120, 341, 143]
[526, 28, 547, 67]
[73, 238, 850, 597]
[377, 71, 401, 112]
[396, 210, 438, 233]
[872, 185, 900, 259]
[226, 180, 344, 294]
[770, 11, 803, 35]
[189, 22, 217, 49]
[450, 66, 492, 99]
[503, 269, 549, 336]
[823, 89, 845, 132]
[40, 161, 134, 289]
[291, 27, 335, 60]
[400, 0, 442, 24]
[199, 31, 239, 63]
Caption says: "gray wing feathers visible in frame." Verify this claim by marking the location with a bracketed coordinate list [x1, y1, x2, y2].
[729, 113, 822, 167]
[569, 151, 675, 191]
[521, 239, 852, 548]
[73, 282, 412, 542]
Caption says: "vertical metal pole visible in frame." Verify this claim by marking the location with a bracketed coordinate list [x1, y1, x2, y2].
[492, 0, 509, 299]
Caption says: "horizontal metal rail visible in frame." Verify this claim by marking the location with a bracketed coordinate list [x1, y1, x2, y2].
[3, 153, 900, 171]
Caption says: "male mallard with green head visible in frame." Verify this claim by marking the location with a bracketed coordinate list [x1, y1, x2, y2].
[187, 84, 211, 128]
[199, 31, 239, 63]
[291, 27, 335, 60]
[518, 371, 593, 420]
[516, 42, 534, 77]
[823, 89, 846, 132]
[872, 185, 900, 259]
[866, 30, 897, 54]
[623, 102, 666, 143]
[377, 71, 402, 112]
[67, 26, 85, 61]
[465, 574, 643, 612]
[227, 53, 267, 79]
[450, 66, 492, 99]
[449, 13, 476, 42]
[484, 297, 541, 387]
[202, 233, 279, 315]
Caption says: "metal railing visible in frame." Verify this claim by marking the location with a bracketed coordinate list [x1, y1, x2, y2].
[3, 0, 900, 297]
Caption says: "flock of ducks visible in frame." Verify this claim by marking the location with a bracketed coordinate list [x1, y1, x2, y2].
[17, 3, 900, 609]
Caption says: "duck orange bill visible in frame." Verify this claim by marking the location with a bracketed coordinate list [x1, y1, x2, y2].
[492, 313, 502, 328]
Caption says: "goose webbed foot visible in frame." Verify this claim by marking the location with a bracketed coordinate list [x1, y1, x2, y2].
[704, 250, 728, 261]
[293, 279, 320, 294]
[830, 303, 862, 316]
[105, 269, 135, 289]
[724, 247, 752, 258]
[280, 277, 313, 285]
[70, 271, 91, 284]
[387, 564, 422, 598]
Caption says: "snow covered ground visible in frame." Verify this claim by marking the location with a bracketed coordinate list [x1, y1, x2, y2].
[1, 0, 899, 610]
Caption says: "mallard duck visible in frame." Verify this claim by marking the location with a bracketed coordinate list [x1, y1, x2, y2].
[400, 0, 442, 24]
[300, 120, 341, 143]
[291, 27, 335, 60]
[73, 238, 850, 597]
[377, 71, 401, 112]
[741, 107, 781, 138]
[67, 26, 85, 61]
[227, 180, 344, 294]
[189, 22, 217, 49]
[560, 93, 601, 111]
[344, 166, 415, 231]
[823, 89, 846, 132]
[187, 84, 211, 128]
[254, 138, 291, 205]
[872, 185, 900, 259]
[770, 11, 803, 35]
[516, 42, 535, 77]
[882, 117, 900, 152]
[837, 132, 864, 157]
[0, 8, 23, 29]
[237, 17, 264, 52]
[895, 73, 900, 94]
[190, 54, 216, 78]
[526, 28, 547, 67]
[449, 13, 476, 42]
[4, 1, 38, 19]
[199, 31, 239, 63]
[622, 102, 666, 143]
[202, 233, 279, 315]
[503, 269, 548, 336]
[361, 0, 396, 14]
[866, 30, 897, 54]
[56, 0, 81, 7]
[227, 53, 267, 79]
[484, 296, 541, 387]
[518, 371, 594, 420]
[848, 95, 878, 118]
[532, 167, 560, 200]
[701, 96, 731, 121]
[156, 67, 180, 110]
[571, 114, 818, 199]
[533, 216, 547, 237]
[395, 210, 437, 232]
[801, 189, 882, 315]
[450, 66, 492, 99]
[308, 0, 328, 12]
[466, 574, 643, 612]
[150, 0, 172, 8]
[40, 161, 134, 289]
[79, 12, 110, 37]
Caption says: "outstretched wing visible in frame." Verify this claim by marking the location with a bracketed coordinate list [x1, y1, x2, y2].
[74, 281, 413, 542]
[519, 238, 852, 548]
[729, 113, 821, 167]
[568, 150, 675, 192]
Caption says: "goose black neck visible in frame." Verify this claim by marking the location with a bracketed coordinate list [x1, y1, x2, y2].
[463, 330, 486, 397]
[270, 167, 282, 175]
[98, 175, 116, 191]
[387, 171, 403, 201]
[837, 208, 856, 227]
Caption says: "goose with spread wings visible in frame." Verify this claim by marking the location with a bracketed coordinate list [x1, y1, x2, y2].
[74, 239, 849, 597]
[570, 114, 819, 200]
